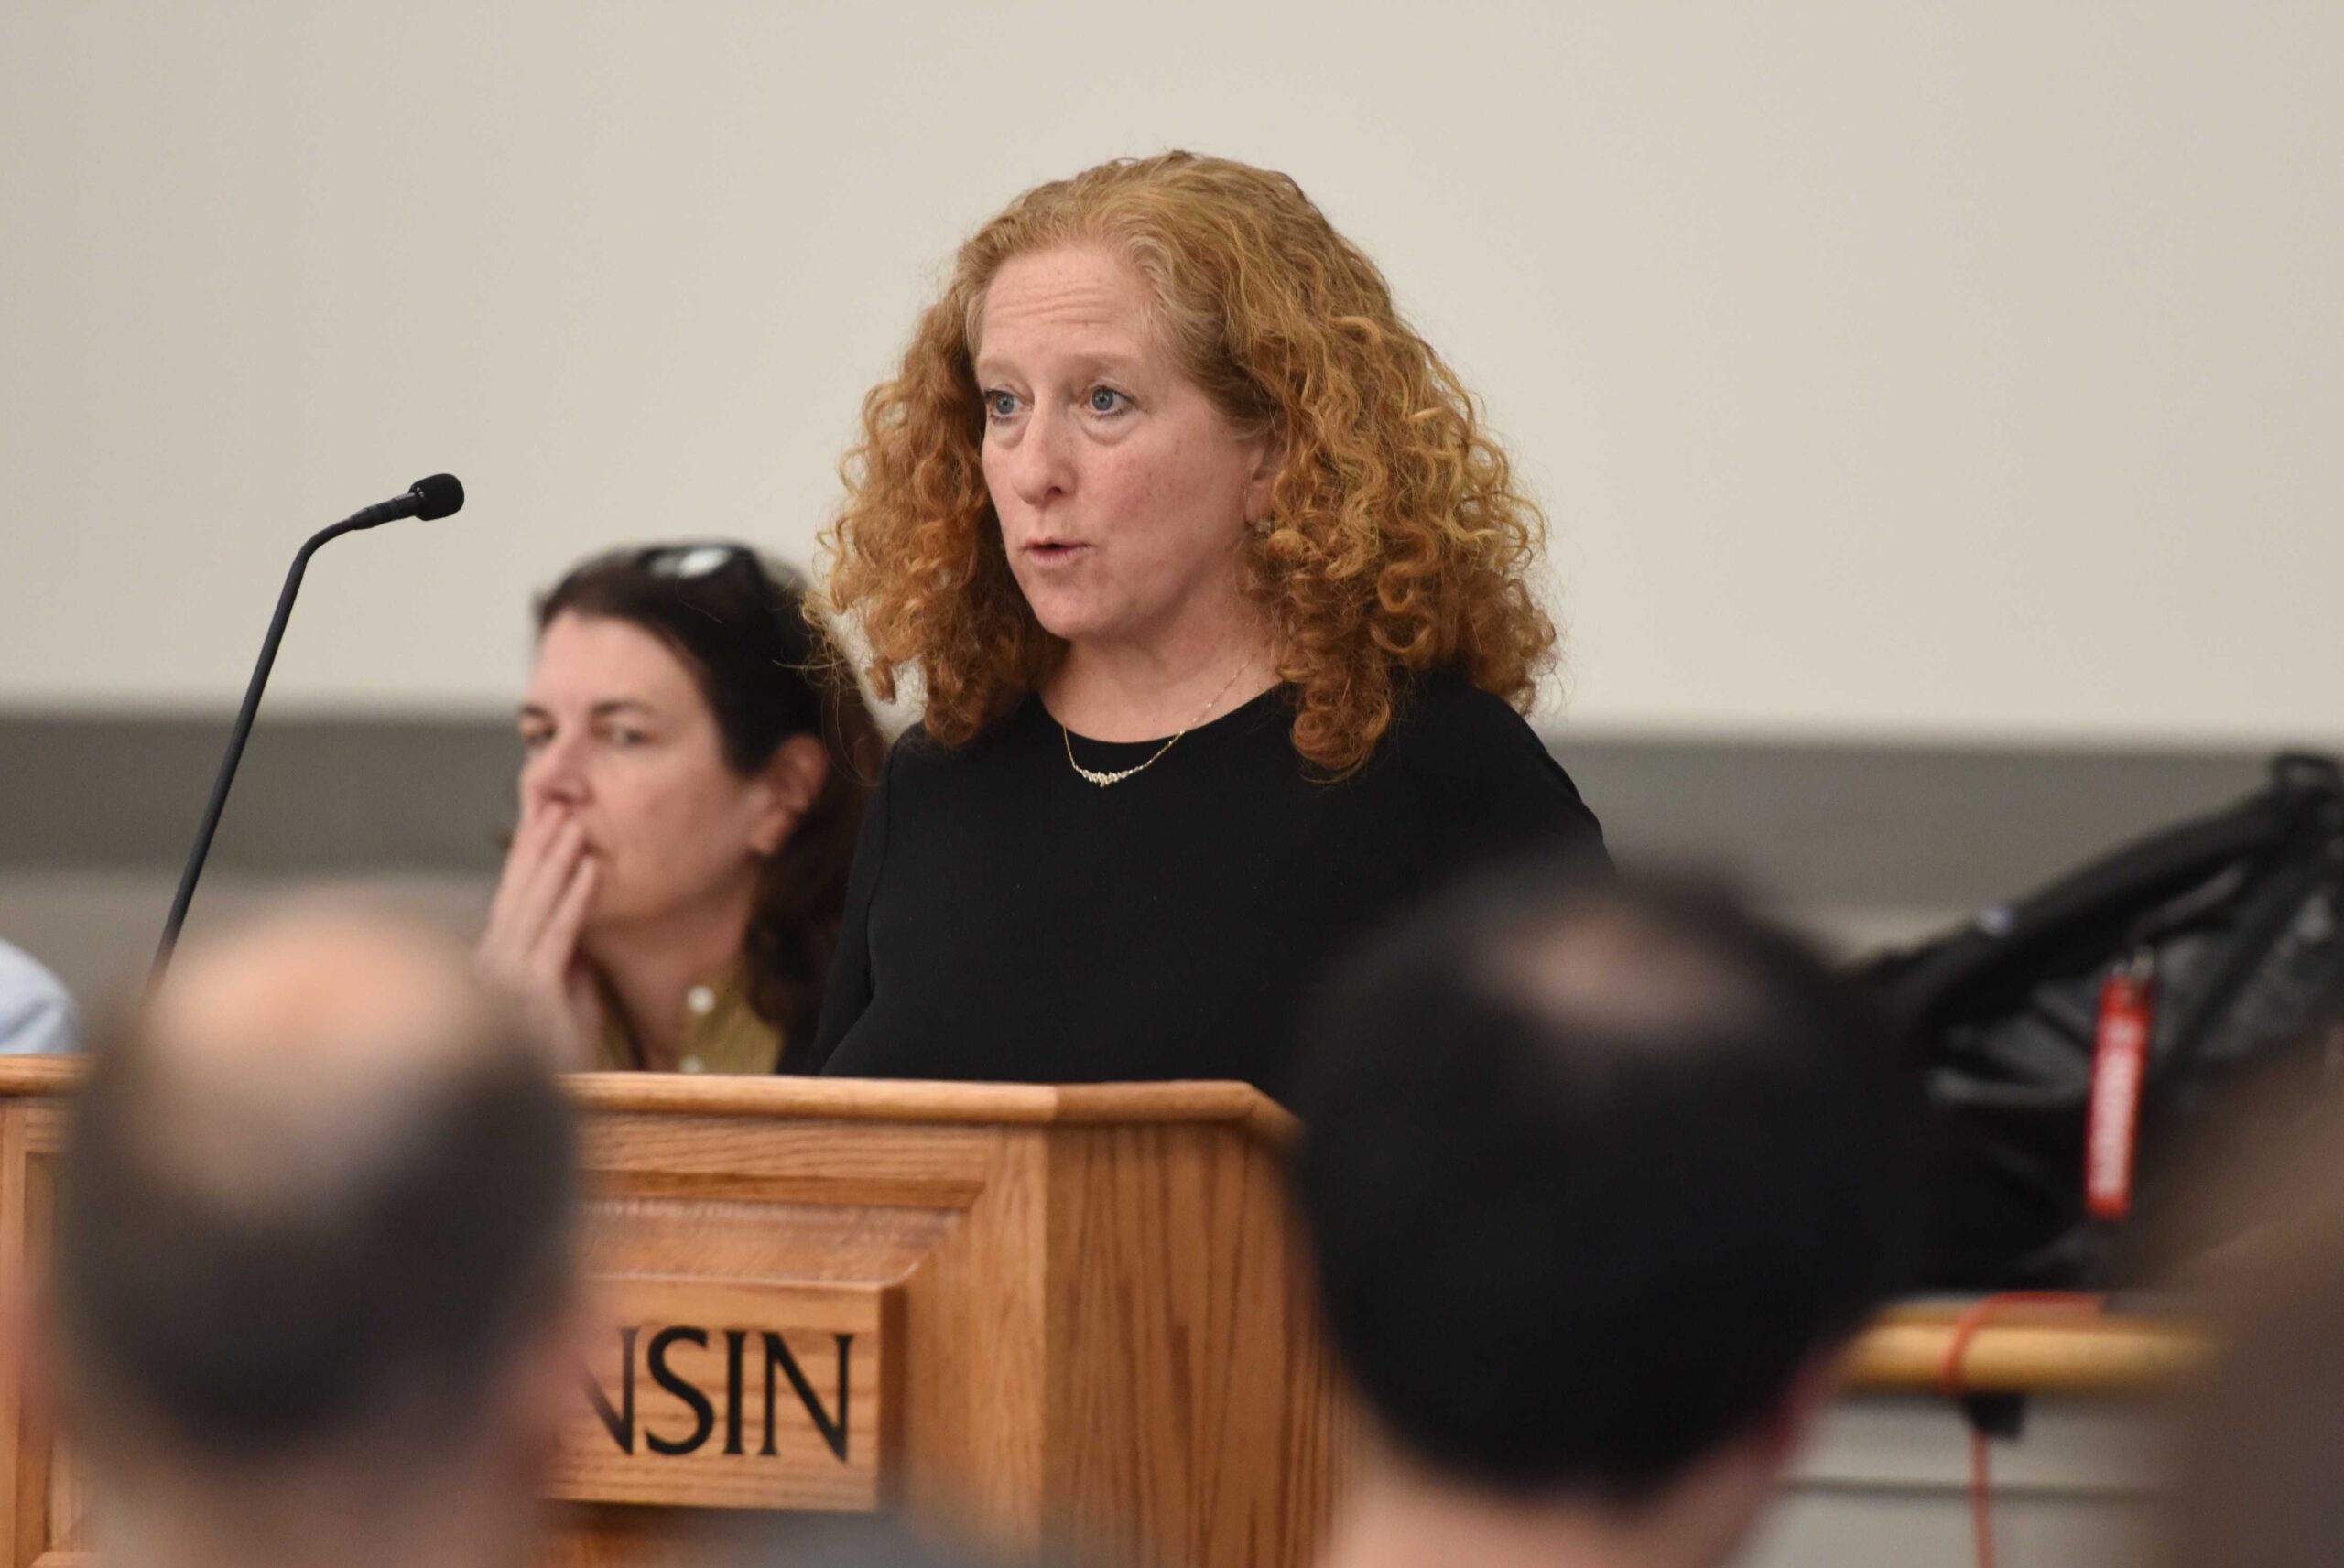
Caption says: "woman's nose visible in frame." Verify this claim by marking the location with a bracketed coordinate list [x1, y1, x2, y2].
[1005, 407, 1076, 508]
[523, 741, 589, 810]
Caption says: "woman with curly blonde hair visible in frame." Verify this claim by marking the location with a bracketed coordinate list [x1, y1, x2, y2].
[810, 152, 1605, 1094]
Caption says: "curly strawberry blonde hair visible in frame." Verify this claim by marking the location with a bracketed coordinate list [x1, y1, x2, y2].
[819, 151, 1557, 774]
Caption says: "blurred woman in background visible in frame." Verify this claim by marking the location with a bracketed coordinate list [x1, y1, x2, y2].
[479, 544, 880, 1073]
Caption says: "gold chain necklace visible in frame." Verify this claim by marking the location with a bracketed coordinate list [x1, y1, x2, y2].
[1060, 661, 1253, 788]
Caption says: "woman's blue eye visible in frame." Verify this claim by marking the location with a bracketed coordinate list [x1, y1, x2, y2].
[985, 391, 1019, 420]
[1089, 386, 1127, 415]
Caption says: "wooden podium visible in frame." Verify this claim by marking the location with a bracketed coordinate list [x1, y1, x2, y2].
[0, 1063, 1344, 1568]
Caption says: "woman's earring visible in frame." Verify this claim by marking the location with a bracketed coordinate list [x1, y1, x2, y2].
[1251, 514, 1275, 535]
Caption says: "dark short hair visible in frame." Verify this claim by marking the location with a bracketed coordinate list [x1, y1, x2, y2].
[1292, 867, 1921, 1498]
[53, 1027, 580, 1457]
[537, 544, 883, 1058]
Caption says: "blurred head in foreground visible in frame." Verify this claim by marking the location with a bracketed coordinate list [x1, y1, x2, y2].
[49, 905, 581, 1568]
[1293, 868, 1919, 1568]
[2162, 1107, 2344, 1568]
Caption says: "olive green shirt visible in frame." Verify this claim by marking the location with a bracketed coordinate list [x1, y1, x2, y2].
[594, 962, 783, 1075]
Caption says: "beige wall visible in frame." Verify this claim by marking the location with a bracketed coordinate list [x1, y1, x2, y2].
[2, 2, 2339, 745]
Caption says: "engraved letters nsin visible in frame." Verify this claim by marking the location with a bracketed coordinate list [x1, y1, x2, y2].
[583, 1326, 854, 1462]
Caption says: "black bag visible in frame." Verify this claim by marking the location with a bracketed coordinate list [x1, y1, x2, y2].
[1861, 753, 2344, 1289]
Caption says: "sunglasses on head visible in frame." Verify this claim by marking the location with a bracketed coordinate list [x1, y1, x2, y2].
[624, 542, 819, 674]
[638, 542, 757, 580]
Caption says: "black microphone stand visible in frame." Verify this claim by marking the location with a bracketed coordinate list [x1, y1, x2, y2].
[152, 479, 461, 981]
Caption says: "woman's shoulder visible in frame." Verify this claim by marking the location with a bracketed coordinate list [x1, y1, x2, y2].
[874, 699, 1049, 787]
[1373, 666, 1608, 856]
[1385, 666, 1553, 757]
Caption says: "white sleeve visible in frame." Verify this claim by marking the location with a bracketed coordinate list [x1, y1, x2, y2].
[0, 941, 82, 1054]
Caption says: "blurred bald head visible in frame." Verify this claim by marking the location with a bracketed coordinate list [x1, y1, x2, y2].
[54, 904, 580, 1465]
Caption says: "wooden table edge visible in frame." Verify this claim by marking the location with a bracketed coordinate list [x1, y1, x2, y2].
[0, 1058, 1298, 1141]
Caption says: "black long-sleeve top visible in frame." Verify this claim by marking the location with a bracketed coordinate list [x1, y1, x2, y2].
[806, 669, 1607, 1100]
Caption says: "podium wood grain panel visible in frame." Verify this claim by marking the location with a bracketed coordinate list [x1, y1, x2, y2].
[1042, 1123, 1345, 1568]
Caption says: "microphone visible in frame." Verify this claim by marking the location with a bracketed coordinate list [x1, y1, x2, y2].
[348, 471, 466, 527]
[152, 475, 469, 979]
